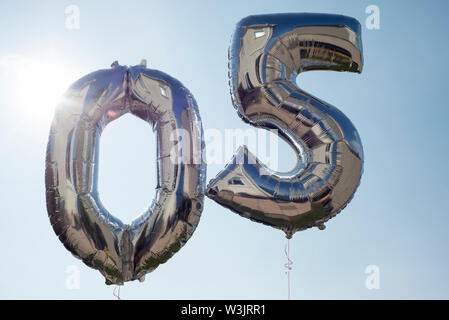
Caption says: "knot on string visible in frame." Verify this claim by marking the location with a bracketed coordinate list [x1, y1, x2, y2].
[284, 239, 293, 273]
[113, 285, 121, 300]
[284, 239, 293, 300]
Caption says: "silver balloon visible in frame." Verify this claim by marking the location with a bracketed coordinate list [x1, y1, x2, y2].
[207, 13, 364, 238]
[45, 60, 206, 284]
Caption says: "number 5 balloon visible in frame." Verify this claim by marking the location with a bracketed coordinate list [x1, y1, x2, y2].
[45, 60, 206, 284]
[207, 13, 364, 238]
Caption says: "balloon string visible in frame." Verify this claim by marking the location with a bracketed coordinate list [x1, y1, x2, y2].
[284, 239, 293, 300]
[113, 285, 121, 300]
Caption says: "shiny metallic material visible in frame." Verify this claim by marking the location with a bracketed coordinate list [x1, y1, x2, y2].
[45, 62, 206, 284]
[207, 13, 364, 238]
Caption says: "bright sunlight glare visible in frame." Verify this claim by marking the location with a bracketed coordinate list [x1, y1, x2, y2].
[0, 55, 83, 130]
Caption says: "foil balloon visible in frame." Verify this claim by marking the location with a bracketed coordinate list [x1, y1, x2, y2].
[207, 13, 364, 238]
[45, 60, 206, 284]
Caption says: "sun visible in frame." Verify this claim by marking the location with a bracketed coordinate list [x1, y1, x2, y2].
[2, 55, 83, 130]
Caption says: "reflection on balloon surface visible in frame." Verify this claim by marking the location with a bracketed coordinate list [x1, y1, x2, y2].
[207, 13, 364, 238]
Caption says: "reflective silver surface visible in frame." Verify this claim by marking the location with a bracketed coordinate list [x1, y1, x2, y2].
[207, 13, 364, 238]
[45, 61, 206, 284]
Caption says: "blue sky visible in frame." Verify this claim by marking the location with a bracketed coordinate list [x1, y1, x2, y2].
[0, 0, 448, 299]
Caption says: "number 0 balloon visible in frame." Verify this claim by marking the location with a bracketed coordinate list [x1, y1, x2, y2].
[45, 61, 206, 284]
[207, 13, 364, 238]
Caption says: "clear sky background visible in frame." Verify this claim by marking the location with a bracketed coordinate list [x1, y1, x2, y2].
[0, 0, 448, 299]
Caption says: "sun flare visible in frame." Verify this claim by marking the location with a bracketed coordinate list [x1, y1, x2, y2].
[1, 55, 83, 129]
